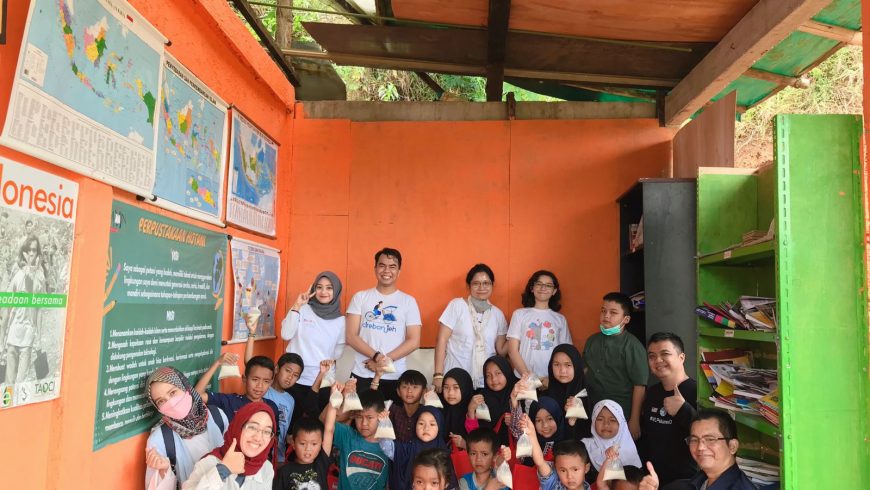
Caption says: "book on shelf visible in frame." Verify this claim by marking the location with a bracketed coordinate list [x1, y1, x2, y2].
[630, 291, 645, 311]
[737, 457, 780, 486]
[700, 354, 779, 426]
[629, 215, 644, 252]
[696, 297, 777, 331]
[701, 349, 754, 367]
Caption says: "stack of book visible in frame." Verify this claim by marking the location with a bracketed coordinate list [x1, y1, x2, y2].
[699, 349, 779, 425]
[737, 457, 780, 488]
[630, 291, 645, 311]
[695, 296, 777, 331]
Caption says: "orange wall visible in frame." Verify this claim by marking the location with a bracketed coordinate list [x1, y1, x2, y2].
[288, 116, 672, 347]
[0, 1, 294, 488]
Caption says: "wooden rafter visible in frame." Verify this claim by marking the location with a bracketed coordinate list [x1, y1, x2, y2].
[664, 0, 830, 127]
[798, 19, 862, 46]
[485, 0, 512, 101]
[744, 68, 810, 88]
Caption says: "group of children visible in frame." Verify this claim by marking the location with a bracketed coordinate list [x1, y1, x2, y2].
[142, 249, 698, 489]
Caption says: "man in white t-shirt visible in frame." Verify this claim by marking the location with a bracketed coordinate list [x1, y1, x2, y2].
[346, 247, 422, 402]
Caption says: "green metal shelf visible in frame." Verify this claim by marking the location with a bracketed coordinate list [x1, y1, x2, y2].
[699, 399, 780, 438]
[698, 325, 778, 342]
[698, 240, 775, 266]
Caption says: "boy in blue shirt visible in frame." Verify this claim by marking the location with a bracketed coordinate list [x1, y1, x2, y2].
[522, 414, 593, 490]
[459, 428, 511, 490]
[194, 353, 280, 423]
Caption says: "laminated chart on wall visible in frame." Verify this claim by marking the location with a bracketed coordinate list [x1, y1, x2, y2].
[0, 158, 78, 410]
[230, 238, 280, 341]
[226, 111, 278, 236]
[93, 201, 225, 449]
[152, 54, 229, 225]
[0, 0, 166, 196]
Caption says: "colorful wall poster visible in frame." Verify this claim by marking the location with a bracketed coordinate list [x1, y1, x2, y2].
[93, 201, 225, 449]
[230, 238, 279, 341]
[226, 111, 278, 236]
[0, 158, 78, 410]
[0, 0, 165, 196]
[152, 54, 229, 225]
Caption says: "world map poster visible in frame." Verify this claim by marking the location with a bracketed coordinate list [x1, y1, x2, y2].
[226, 111, 278, 236]
[0, 0, 165, 196]
[152, 54, 228, 225]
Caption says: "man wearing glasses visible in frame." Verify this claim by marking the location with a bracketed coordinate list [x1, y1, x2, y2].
[638, 409, 757, 490]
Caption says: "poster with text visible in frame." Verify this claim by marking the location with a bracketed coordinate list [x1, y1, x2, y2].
[0, 158, 78, 410]
[230, 238, 279, 341]
[0, 0, 165, 196]
[93, 201, 225, 449]
[226, 111, 277, 236]
[152, 54, 228, 225]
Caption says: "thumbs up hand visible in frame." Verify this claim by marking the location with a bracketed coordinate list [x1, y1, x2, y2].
[221, 438, 246, 475]
[639, 462, 660, 490]
[663, 383, 686, 417]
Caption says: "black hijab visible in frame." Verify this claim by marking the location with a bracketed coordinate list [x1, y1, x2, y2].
[440, 368, 474, 441]
[481, 356, 518, 420]
[544, 343, 586, 403]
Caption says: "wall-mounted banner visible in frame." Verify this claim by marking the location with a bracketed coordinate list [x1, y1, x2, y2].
[226, 110, 278, 236]
[152, 53, 229, 226]
[230, 238, 279, 341]
[93, 201, 225, 450]
[0, 158, 78, 410]
[0, 0, 166, 196]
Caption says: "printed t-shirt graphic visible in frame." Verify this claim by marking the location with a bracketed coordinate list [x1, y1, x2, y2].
[347, 288, 421, 380]
[346, 450, 388, 489]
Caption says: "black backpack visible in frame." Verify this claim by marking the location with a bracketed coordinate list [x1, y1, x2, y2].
[160, 405, 225, 486]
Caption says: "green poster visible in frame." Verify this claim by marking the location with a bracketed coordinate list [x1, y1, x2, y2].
[93, 201, 226, 450]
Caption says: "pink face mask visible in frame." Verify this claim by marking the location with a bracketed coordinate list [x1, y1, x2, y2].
[158, 391, 193, 420]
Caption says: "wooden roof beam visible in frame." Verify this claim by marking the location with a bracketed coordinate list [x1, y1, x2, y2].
[486, 0, 512, 102]
[744, 68, 811, 88]
[798, 19, 862, 45]
[664, 0, 830, 127]
[231, 0, 300, 86]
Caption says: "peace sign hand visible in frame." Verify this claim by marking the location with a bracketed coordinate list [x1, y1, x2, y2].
[293, 288, 315, 310]
[663, 383, 686, 417]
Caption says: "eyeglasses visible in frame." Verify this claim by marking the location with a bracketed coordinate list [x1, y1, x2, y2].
[534, 282, 555, 291]
[243, 422, 275, 439]
[685, 436, 729, 447]
[470, 281, 492, 289]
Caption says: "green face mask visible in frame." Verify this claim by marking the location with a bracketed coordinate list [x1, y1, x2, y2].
[599, 323, 623, 336]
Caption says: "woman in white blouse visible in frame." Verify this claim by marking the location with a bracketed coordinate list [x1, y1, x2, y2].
[434, 264, 509, 391]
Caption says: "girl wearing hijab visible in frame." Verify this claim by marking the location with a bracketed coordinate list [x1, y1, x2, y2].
[144, 366, 230, 488]
[475, 356, 517, 447]
[543, 344, 592, 438]
[281, 271, 345, 414]
[439, 368, 478, 447]
[382, 406, 457, 490]
[185, 402, 277, 489]
[434, 264, 509, 392]
[582, 399, 642, 483]
[507, 395, 565, 465]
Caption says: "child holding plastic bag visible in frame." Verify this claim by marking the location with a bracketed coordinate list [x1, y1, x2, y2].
[544, 344, 592, 438]
[508, 392, 566, 464]
[520, 414, 596, 490]
[440, 368, 479, 448]
[458, 428, 512, 490]
[379, 406, 457, 490]
[581, 400, 642, 484]
[478, 356, 518, 447]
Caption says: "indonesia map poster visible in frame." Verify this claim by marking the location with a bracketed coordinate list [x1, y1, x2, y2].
[0, 0, 165, 196]
[0, 157, 78, 410]
[226, 110, 278, 236]
[230, 238, 280, 341]
[152, 54, 228, 225]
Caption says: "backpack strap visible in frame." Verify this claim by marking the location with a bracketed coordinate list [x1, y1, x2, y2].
[207, 405, 225, 433]
[159, 423, 178, 487]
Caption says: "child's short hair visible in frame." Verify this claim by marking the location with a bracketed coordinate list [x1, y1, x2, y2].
[647, 332, 684, 354]
[245, 355, 275, 375]
[553, 440, 590, 463]
[278, 352, 304, 371]
[359, 389, 386, 412]
[398, 369, 427, 387]
[466, 428, 499, 453]
[291, 417, 324, 437]
[413, 447, 453, 483]
[602, 292, 633, 316]
[622, 465, 645, 484]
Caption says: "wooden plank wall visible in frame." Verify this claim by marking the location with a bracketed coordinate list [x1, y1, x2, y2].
[672, 91, 736, 177]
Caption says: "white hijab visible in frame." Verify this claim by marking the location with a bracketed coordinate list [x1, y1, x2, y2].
[582, 399, 642, 470]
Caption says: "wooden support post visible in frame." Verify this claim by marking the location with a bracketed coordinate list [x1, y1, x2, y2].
[664, 0, 829, 127]
[485, 0, 511, 102]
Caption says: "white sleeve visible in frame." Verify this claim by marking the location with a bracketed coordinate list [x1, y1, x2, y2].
[560, 314, 572, 343]
[506, 309, 524, 340]
[405, 296, 422, 326]
[494, 309, 508, 336]
[346, 291, 364, 315]
[184, 457, 238, 490]
[438, 299, 460, 330]
[333, 316, 346, 359]
[280, 310, 300, 341]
